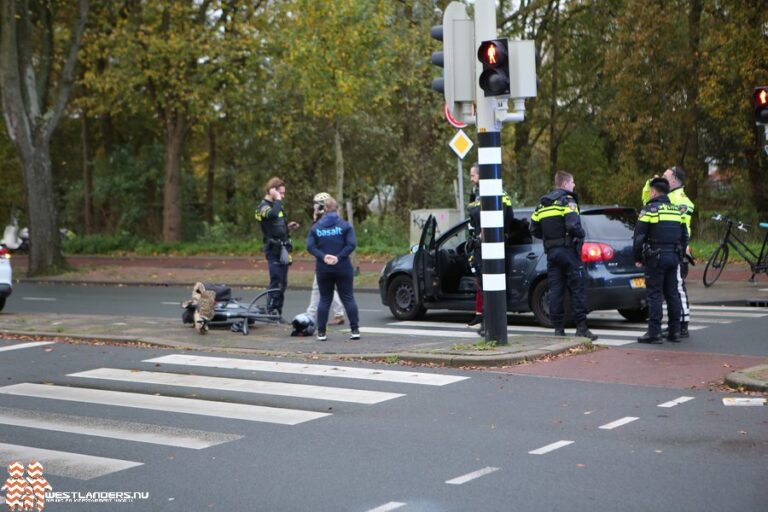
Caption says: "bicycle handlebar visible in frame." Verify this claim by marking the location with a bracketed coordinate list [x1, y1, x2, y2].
[711, 212, 749, 231]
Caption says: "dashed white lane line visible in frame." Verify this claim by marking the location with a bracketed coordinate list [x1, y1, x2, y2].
[21, 297, 56, 301]
[161, 301, 180, 305]
[445, 466, 500, 485]
[722, 397, 766, 406]
[599, 416, 639, 430]
[366, 502, 406, 512]
[658, 396, 695, 408]
[528, 440, 574, 455]
[0, 341, 55, 352]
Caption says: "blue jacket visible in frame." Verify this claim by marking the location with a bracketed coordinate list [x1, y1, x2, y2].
[307, 212, 356, 272]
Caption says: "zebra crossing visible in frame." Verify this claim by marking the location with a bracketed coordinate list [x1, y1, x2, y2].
[362, 305, 768, 347]
[0, 352, 469, 481]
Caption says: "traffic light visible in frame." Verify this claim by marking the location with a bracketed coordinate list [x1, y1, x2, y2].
[429, 2, 475, 122]
[754, 86, 768, 124]
[477, 39, 510, 97]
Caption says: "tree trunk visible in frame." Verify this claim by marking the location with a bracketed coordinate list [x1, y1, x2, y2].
[334, 124, 344, 204]
[20, 140, 65, 274]
[162, 110, 187, 242]
[548, 1, 561, 174]
[205, 123, 216, 225]
[81, 112, 94, 235]
[682, 0, 703, 210]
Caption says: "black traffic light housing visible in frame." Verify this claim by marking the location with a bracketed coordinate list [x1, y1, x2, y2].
[478, 38, 510, 97]
[754, 86, 768, 124]
[430, 25, 445, 94]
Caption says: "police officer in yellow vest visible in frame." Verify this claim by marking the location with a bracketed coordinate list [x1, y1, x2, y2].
[634, 177, 688, 343]
[642, 166, 694, 337]
[530, 171, 597, 340]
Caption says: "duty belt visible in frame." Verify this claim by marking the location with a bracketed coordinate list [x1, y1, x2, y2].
[543, 237, 567, 250]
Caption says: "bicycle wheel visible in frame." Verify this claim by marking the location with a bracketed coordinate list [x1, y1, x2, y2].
[703, 244, 729, 287]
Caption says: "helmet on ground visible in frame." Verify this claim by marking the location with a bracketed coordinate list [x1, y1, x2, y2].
[291, 313, 316, 336]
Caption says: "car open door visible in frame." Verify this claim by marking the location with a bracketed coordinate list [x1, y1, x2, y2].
[413, 215, 437, 301]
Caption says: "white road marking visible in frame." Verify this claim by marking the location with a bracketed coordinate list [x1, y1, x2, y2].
[391, 321, 704, 337]
[658, 396, 695, 408]
[0, 341, 55, 352]
[445, 466, 500, 485]
[689, 305, 768, 312]
[366, 503, 406, 512]
[0, 442, 142, 480]
[593, 339, 636, 347]
[145, 354, 469, 386]
[162, 301, 181, 305]
[358, 308, 383, 312]
[70, 368, 405, 404]
[722, 397, 766, 406]
[21, 297, 56, 301]
[599, 416, 639, 430]
[0, 383, 329, 425]
[364, 326, 485, 339]
[0, 407, 240, 449]
[112, 322, 128, 326]
[529, 440, 574, 455]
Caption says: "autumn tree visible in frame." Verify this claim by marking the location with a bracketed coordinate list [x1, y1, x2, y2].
[0, 0, 88, 275]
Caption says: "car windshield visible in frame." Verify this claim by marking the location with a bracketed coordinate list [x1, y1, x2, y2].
[581, 209, 637, 239]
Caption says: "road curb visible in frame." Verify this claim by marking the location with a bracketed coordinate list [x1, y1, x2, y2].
[724, 364, 768, 392]
[0, 328, 588, 368]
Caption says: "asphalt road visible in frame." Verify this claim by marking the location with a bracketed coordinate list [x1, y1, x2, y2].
[0, 341, 765, 512]
[2, 283, 767, 510]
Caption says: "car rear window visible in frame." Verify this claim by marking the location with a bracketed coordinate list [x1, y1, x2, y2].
[581, 209, 637, 239]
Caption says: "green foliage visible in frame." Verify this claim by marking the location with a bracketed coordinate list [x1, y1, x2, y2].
[354, 215, 410, 255]
[63, 233, 142, 254]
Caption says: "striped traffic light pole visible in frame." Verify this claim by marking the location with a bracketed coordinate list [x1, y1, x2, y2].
[477, 131, 508, 345]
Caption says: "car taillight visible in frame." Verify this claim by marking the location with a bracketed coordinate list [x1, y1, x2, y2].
[0, 248, 9, 259]
[581, 242, 615, 262]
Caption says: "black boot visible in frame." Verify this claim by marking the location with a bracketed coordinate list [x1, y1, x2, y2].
[467, 314, 483, 327]
[554, 328, 566, 336]
[575, 322, 598, 341]
[637, 331, 663, 344]
[680, 322, 689, 338]
[666, 330, 681, 342]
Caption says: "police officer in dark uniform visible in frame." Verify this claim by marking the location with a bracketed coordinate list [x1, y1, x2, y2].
[254, 177, 299, 317]
[465, 187, 514, 332]
[530, 171, 597, 340]
[633, 177, 688, 343]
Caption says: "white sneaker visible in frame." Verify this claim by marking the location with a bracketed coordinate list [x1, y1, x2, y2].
[349, 329, 360, 340]
[316, 332, 327, 341]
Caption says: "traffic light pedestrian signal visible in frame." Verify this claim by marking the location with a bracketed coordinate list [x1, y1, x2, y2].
[478, 39, 510, 97]
[754, 86, 768, 124]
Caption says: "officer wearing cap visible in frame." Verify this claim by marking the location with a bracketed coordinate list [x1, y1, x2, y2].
[634, 177, 688, 343]
[642, 166, 694, 337]
[530, 171, 597, 340]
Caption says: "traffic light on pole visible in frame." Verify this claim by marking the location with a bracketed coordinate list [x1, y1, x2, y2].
[754, 86, 768, 124]
[477, 39, 510, 97]
[429, 2, 475, 122]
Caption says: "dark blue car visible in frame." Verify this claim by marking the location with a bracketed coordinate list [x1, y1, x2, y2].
[379, 206, 648, 327]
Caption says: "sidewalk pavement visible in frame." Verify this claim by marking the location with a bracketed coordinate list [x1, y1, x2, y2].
[5, 255, 768, 386]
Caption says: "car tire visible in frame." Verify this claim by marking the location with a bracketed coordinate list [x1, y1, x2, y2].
[387, 275, 426, 320]
[531, 278, 575, 328]
[0, 297, 5, 312]
[617, 307, 649, 322]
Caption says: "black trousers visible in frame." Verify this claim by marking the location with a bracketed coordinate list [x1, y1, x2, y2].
[546, 246, 587, 328]
[645, 252, 682, 335]
[266, 256, 288, 314]
[316, 267, 359, 334]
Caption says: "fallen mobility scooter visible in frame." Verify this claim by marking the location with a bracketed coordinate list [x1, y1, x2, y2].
[181, 282, 282, 335]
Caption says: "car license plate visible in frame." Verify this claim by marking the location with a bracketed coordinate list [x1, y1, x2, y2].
[630, 277, 645, 289]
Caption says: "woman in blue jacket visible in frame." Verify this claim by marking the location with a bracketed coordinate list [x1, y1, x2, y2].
[306, 195, 360, 341]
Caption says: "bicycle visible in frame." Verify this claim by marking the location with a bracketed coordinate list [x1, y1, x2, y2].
[702, 212, 768, 287]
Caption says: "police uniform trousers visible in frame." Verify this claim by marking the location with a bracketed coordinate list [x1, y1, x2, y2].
[546, 246, 588, 328]
[645, 252, 682, 335]
[266, 255, 288, 314]
[676, 261, 690, 324]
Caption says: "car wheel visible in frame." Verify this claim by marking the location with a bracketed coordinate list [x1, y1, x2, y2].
[531, 279, 553, 328]
[0, 297, 5, 312]
[617, 307, 649, 322]
[531, 279, 574, 328]
[387, 275, 426, 320]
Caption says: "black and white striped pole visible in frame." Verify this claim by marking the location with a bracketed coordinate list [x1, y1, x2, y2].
[474, 0, 537, 344]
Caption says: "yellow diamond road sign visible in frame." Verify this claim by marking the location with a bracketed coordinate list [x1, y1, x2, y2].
[449, 129, 473, 160]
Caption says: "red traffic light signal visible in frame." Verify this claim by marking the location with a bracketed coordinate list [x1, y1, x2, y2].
[477, 39, 510, 97]
[754, 86, 768, 124]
